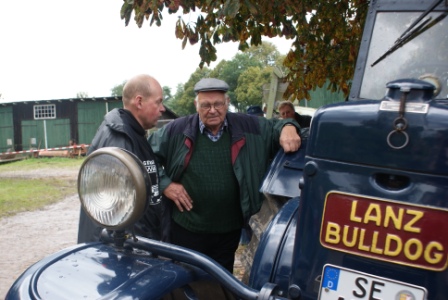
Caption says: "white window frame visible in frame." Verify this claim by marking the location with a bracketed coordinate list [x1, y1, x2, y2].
[34, 104, 56, 120]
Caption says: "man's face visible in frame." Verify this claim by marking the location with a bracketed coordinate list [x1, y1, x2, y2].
[195, 91, 228, 132]
[279, 106, 295, 119]
[140, 80, 165, 130]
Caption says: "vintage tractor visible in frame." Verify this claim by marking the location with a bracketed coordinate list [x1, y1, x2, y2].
[6, 0, 448, 299]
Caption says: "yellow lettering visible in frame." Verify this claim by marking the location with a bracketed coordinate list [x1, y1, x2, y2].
[325, 222, 340, 244]
[404, 238, 423, 261]
[404, 210, 424, 233]
[358, 229, 370, 251]
[424, 241, 445, 264]
[342, 225, 358, 247]
[371, 231, 384, 254]
[384, 234, 402, 257]
[364, 203, 381, 226]
[384, 206, 403, 230]
[350, 201, 362, 222]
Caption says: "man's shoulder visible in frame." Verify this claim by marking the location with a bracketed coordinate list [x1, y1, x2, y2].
[227, 112, 262, 134]
[227, 112, 254, 122]
[295, 112, 312, 127]
[164, 114, 197, 133]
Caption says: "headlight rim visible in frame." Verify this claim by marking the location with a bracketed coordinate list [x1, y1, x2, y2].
[77, 147, 149, 231]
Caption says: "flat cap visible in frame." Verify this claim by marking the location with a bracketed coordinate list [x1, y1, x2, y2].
[247, 105, 264, 116]
[194, 78, 229, 93]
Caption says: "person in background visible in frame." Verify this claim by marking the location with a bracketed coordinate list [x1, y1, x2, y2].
[77, 74, 165, 243]
[277, 100, 312, 128]
[246, 105, 264, 117]
[148, 78, 301, 273]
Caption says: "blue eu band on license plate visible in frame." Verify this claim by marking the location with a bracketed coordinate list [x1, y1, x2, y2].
[318, 265, 427, 300]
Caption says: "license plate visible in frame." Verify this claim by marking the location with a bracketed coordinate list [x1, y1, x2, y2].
[318, 265, 427, 300]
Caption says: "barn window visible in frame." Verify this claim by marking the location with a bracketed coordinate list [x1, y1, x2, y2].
[34, 104, 56, 119]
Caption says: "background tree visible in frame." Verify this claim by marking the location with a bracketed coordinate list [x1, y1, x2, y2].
[163, 86, 172, 101]
[162, 85, 174, 111]
[111, 80, 127, 97]
[207, 42, 278, 110]
[171, 67, 212, 116]
[209, 53, 261, 110]
[245, 42, 281, 66]
[165, 83, 184, 113]
[76, 91, 89, 98]
[235, 66, 271, 109]
[121, 0, 369, 101]
[166, 42, 283, 114]
[110, 81, 172, 103]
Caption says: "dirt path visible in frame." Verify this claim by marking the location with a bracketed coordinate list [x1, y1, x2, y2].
[0, 165, 80, 298]
[0, 193, 80, 298]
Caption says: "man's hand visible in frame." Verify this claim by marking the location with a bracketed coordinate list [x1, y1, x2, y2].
[280, 125, 301, 152]
[163, 182, 193, 212]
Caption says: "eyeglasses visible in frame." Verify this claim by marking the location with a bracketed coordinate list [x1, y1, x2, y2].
[198, 102, 227, 111]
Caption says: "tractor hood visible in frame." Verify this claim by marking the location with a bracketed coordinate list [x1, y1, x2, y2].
[7, 242, 207, 300]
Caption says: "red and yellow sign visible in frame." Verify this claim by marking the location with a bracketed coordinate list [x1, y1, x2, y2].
[320, 191, 448, 271]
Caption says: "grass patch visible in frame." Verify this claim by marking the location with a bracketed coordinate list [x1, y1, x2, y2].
[0, 157, 84, 218]
[0, 156, 85, 172]
[0, 177, 78, 218]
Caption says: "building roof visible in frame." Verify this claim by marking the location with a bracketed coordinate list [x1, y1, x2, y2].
[0, 96, 178, 119]
[0, 96, 122, 106]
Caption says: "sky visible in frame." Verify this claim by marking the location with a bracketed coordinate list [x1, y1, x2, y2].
[0, 0, 294, 102]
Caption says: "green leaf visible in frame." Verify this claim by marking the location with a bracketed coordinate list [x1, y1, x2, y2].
[182, 35, 188, 49]
[120, 3, 133, 26]
[223, 0, 240, 18]
[121, 0, 369, 100]
[244, 0, 259, 16]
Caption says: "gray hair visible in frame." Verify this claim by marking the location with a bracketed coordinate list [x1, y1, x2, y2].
[277, 100, 294, 111]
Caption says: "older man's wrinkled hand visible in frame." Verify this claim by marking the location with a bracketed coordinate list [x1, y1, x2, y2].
[163, 182, 193, 212]
[280, 125, 301, 152]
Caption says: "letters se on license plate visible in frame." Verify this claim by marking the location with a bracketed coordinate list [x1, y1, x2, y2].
[318, 265, 427, 300]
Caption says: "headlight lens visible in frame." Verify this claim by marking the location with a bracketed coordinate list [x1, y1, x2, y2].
[78, 147, 148, 230]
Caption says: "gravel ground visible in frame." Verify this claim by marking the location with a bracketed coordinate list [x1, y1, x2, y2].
[0, 167, 80, 298]
[0, 164, 245, 298]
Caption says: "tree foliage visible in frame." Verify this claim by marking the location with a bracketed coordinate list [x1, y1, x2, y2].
[209, 53, 262, 110]
[111, 80, 127, 97]
[167, 42, 282, 115]
[76, 91, 89, 98]
[165, 83, 183, 112]
[171, 67, 212, 116]
[163, 86, 172, 101]
[235, 66, 271, 109]
[121, 0, 369, 101]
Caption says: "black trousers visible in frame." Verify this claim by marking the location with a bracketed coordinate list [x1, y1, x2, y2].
[170, 221, 241, 273]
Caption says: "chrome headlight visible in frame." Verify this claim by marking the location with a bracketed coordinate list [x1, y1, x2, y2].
[78, 147, 149, 230]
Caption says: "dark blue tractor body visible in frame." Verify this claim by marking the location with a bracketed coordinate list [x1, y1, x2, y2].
[6, 0, 448, 299]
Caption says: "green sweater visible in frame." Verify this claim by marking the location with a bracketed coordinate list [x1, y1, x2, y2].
[148, 112, 301, 222]
[173, 132, 243, 233]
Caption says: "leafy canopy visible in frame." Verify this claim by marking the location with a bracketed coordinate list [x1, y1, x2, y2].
[121, 0, 368, 100]
[166, 42, 281, 116]
[235, 66, 271, 109]
[111, 80, 127, 97]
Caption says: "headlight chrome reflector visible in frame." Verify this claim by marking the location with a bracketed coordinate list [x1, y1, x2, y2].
[78, 147, 148, 230]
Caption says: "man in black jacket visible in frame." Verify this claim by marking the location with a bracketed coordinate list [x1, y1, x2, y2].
[77, 74, 165, 243]
[278, 100, 312, 128]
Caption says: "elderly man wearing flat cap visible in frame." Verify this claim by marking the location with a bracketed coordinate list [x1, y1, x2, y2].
[148, 78, 301, 273]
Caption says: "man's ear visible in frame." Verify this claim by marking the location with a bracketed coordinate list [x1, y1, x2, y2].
[136, 96, 143, 109]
